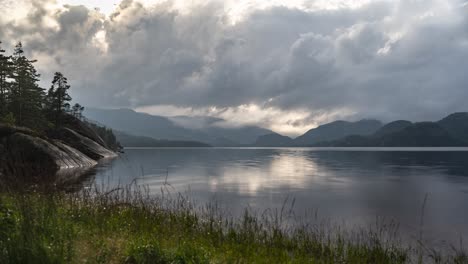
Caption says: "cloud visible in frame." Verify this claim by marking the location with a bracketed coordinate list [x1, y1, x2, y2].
[137, 103, 355, 136]
[1, 0, 468, 135]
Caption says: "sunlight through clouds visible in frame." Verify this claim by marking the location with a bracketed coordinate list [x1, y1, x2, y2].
[3, 0, 468, 134]
[136, 104, 356, 136]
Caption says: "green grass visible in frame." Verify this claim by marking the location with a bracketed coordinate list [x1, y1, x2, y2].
[0, 185, 466, 264]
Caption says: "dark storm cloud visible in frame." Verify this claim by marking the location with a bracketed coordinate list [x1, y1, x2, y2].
[1, 0, 468, 127]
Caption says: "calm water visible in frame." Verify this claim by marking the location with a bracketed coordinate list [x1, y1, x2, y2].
[88, 147, 468, 245]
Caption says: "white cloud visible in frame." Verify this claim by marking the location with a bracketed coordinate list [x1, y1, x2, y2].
[137, 103, 357, 136]
[59, 0, 119, 15]
[1, 0, 468, 135]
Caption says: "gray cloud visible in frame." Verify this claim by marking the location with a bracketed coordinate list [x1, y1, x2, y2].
[1, 0, 468, 134]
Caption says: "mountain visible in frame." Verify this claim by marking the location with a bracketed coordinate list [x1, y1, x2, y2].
[313, 134, 376, 147]
[293, 119, 383, 146]
[373, 120, 413, 137]
[205, 126, 273, 145]
[169, 115, 272, 145]
[377, 122, 465, 146]
[114, 131, 211, 148]
[438, 112, 468, 144]
[316, 114, 468, 147]
[84, 108, 272, 146]
[254, 133, 294, 147]
[84, 108, 192, 139]
[85, 108, 468, 148]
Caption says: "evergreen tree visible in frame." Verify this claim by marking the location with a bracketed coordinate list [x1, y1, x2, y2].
[10, 42, 45, 128]
[47, 72, 72, 126]
[0, 41, 13, 118]
[71, 103, 84, 119]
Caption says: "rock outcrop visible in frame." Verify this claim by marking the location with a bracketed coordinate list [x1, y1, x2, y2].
[61, 114, 108, 148]
[1, 133, 97, 177]
[50, 128, 117, 160]
[0, 121, 116, 183]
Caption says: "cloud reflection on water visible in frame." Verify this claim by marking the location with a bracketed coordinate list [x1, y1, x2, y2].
[89, 148, 468, 244]
[207, 151, 352, 195]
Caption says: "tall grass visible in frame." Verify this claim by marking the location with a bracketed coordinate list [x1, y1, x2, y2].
[0, 183, 466, 263]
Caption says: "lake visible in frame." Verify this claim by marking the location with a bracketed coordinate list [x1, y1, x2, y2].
[87, 147, 468, 246]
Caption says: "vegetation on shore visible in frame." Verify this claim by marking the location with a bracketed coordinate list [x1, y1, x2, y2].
[0, 40, 120, 152]
[0, 184, 467, 264]
[0, 41, 79, 130]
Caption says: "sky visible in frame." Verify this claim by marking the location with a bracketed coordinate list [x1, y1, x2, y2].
[1, 0, 468, 136]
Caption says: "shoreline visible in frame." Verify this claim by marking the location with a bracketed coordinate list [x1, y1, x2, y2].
[123, 146, 468, 151]
[1, 184, 466, 263]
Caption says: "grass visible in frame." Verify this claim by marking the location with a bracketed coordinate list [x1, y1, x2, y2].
[0, 184, 467, 264]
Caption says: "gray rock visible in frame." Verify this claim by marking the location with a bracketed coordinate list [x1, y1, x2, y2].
[2, 133, 97, 178]
[0, 124, 37, 138]
[0, 122, 117, 183]
[52, 128, 117, 160]
[53, 140, 98, 168]
[62, 115, 108, 148]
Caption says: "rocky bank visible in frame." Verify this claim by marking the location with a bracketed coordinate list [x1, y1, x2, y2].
[0, 117, 117, 184]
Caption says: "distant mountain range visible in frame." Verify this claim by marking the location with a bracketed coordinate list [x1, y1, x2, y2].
[85, 108, 468, 147]
[254, 133, 294, 147]
[293, 119, 383, 146]
[84, 108, 271, 146]
[114, 131, 211, 148]
[313, 113, 468, 147]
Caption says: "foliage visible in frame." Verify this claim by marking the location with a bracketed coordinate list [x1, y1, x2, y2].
[86, 121, 122, 151]
[71, 103, 84, 120]
[0, 39, 122, 153]
[0, 40, 86, 132]
[0, 41, 13, 117]
[46, 72, 72, 126]
[0, 112, 16, 126]
[7, 42, 45, 129]
[0, 39, 121, 153]
[0, 185, 466, 264]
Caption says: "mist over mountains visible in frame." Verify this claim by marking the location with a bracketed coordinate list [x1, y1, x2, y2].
[84, 108, 272, 146]
[85, 108, 468, 147]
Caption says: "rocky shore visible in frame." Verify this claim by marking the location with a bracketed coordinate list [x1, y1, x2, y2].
[0, 116, 117, 184]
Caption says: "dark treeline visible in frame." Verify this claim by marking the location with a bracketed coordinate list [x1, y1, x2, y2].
[86, 122, 121, 151]
[0, 41, 84, 130]
[0, 41, 120, 150]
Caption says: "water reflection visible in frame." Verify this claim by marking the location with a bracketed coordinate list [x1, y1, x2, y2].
[88, 148, 468, 244]
[209, 153, 315, 195]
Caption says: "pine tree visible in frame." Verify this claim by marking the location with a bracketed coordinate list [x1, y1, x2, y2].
[0, 41, 13, 118]
[72, 103, 84, 120]
[10, 42, 45, 128]
[47, 72, 72, 126]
